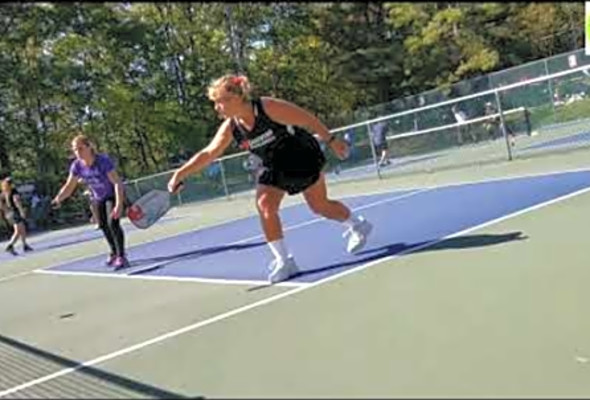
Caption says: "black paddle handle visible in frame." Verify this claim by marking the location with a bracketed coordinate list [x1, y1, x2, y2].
[172, 181, 184, 193]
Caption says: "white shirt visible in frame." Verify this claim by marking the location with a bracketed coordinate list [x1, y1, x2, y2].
[453, 110, 467, 123]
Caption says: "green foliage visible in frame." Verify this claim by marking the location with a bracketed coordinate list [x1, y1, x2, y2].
[0, 2, 582, 202]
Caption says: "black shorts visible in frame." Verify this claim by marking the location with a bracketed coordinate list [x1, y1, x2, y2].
[375, 142, 389, 152]
[258, 132, 326, 195]
[258, 168, 323, 195]
[5, 210, 24, 225]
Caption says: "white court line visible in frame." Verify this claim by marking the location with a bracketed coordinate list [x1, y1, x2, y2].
[5, 167, 590, 286]
[0, 271, 33, 284]
[2, 183, 590, 398]
[33, 269, 306, 288]
[0, 219, 197, 285]
[232, 187, 431, 244]
[35, 188, 430, 284]
[337, 166, 590, 201]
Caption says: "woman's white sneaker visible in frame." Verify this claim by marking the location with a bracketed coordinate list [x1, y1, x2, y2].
[268, 256, 299, 283]
[343, 218, 373, 253]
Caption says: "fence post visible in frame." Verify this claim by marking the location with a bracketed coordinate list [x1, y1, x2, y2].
[133, 180, 140, 199]
[543, 59, 557, 124]
[177, 186, 183, 205]
[494, 90, 513, 161]
[218, 159, 231, 200]
[366, 123, 382, 179]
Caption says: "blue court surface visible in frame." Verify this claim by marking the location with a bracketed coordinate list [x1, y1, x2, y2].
[523, 131, 590, 151]
[41, 169, 590, 284]
[0, 216, 183, 263]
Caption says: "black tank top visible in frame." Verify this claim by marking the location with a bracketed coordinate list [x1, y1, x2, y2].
[230, 98, 322, 171]
[1, 188, 19, 212]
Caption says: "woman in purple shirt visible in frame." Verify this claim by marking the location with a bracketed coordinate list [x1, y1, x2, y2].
[52, 135, 129, 269]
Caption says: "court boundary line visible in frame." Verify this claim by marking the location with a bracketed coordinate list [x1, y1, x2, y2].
[33, 269, 307, 288]
[0, 271, 33, 284]
[171, 166, 590, 222]
[0, 188, 424, 285]
[2, 182, 590, 398]
[333, 166, 590, 200]
[0, 217, 199, 285]
[0, 214, 184, 248]
[34, 188, 430, 284]
[521, 131, 590, 152]
[2, 166, 589, 286]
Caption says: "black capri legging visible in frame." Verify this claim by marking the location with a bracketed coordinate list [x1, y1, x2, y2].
[96, 197, 126, 257]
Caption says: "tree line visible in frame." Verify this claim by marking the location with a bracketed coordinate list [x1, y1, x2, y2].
[0, 2, 583, 193]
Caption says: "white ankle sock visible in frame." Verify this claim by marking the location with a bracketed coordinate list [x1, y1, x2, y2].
[268, 239, 289, 261]
[343, 213, 363, 229]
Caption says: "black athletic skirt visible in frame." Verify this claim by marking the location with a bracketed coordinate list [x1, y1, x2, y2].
[257, 131, 326, 195]
[5, 210, 24, 225]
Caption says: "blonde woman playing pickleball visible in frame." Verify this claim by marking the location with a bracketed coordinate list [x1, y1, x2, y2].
[167, 74, 373, 283]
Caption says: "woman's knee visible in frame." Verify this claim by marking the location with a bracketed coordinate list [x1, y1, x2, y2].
[307, 199, 330, 216]
[97, 214, 111, 230]
[107, 217, 122, 231]
[17, 223, 26, 235]
[98, 221, 109, 232]
[256, 195, 280, 219]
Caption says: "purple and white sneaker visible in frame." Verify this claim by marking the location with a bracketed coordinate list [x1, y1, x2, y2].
[105, 254, 117, 267]
[113, 256, 130, 270]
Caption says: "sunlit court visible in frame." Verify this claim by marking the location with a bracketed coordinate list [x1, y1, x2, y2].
[2, 142, 590, 397]
[2, 3, 590, 398]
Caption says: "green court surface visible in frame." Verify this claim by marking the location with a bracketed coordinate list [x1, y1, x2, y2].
[1, 144, 590, 398]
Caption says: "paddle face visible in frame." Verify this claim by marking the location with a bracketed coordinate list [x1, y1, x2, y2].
[126, 190, 171, 230]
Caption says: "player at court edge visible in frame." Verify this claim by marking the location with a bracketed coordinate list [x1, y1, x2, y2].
[167, 74, 373, 283]
[51, 134, 130, 269]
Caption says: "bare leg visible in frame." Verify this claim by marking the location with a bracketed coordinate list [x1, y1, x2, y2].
[302, 173, 350, 221]
[8, 224, 20, 247]
[303, 173, 372, 253]
[17, 222, 29, 248]
[255, 184, 286, 242]
[90, 201, 99, 226]
[256, 184, 296, 281]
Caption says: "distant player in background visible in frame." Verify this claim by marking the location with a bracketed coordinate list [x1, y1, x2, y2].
[483, 102, 515, 147]
[243, 153, 264, 183]
[343, 128, 356, 161]
[452, 105, 478, 144]
[1, 177, 33, 255]
[370, 120, 390, 167]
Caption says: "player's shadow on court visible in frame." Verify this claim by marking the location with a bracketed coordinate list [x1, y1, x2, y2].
[43, 232, 104, 250]
[0, 334, 203, 399]
[249, 231, 527, 291]
[123, 241, 267, 274]
[0, 233, 103, 258]
[41, 218, 184, 252]
[310, 231, 527, 276]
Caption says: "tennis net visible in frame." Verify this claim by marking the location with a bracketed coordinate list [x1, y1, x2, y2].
[125, 51, 590, 203]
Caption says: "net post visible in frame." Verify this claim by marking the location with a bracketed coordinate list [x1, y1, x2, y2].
[218, 159, 231, 200]
[176, 182, 183, 206]
[543, 59, 557, 124]
[133, 180, 140, 199]
[523, 107, 532, 136]
[494, 89, 513, 161]
[366, 123, 382, 180]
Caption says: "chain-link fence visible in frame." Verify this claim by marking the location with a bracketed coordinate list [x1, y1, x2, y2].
[126, 48, 590, 203]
